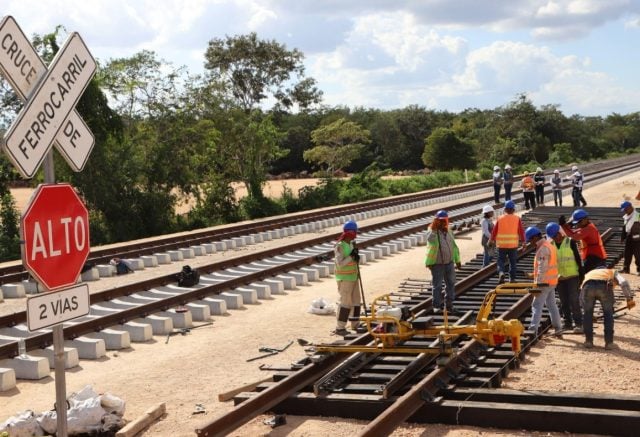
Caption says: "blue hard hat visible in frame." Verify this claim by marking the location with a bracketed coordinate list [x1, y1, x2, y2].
[504, 200, 516, 210]
[343, 220, 358, 231]
[571, 209, 588, 223]
[436, 210, 448, 218]
[546, 222, 561, 238]
[525, 226, 542, 242]
[621, 201, 632, 211]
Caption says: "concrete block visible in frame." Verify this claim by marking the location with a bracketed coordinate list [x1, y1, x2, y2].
[0, 289, 3, 302]
[179, 248, 195, 259]
[288, 271, 308, 286]
[251, 233, 263, 243]
[195, 298, 227, 315]
[219, 292, 244, 309]
[134, 316, 173, 335]
[0, 356, 49, 380]
[300, 267, 319, 282]
[406, 235, 419, 247]
[65, 337, 106, 359]
[321, 260, 335, 275]
[141, 255, 159, 267]
[375, 244, 391, 257]
[0, 367, 16, 391]
[185, 302, 211, 321]
[260, 231, 272, 241]
[154, 253, 172, 264]
[269, 229, 281, 239]
[214, 241, 227, 251]
[201, 243, 216, 254]
[112, 322, 153, 342]
[156, 310, 193, 329]
[232, 288, 258, 304]
[85, 329, 131, 350]
[81, 267, 100, 282]
[311, 263, 331, 278]
[275, 275, 296, 290]
[167, 250, 184, 261]
[231, 237, 245, 247]
[1, 283, 25, 298]
[242, 235, 255, 245]
[97, 264, 116, 277]
[21, 280, 40, 294]
[30, 346, 79, 369]
[255, 279, 285, 295]
[126, 258, 145, 270]
[190, 245, 206, 256]
[245, 284, 271, 299]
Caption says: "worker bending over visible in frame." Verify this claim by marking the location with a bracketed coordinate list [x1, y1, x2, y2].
[334, 220, 361, 336]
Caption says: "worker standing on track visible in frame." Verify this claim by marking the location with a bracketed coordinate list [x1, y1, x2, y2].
[521, 171, 536, 210]
[525, 226, 564, 337]
[581, 266, 635, 349]
[492, 165, 503, 204]
[559, 209, 607, 273]
[481, 205, 495, 267]
[546, 222, 583, 333]
[551, 169, 563, 207]
[620, 200, 640, 275]
[568, 165, 587, 207]
[333, 220, 361, 336]
[489, 200, 525, 284]
[503, 165, 514, 201]
[534, 167, 546, 206]
[425, 210, 461, 313]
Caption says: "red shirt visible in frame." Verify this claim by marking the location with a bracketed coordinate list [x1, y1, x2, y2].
[561, 223, 606, 260]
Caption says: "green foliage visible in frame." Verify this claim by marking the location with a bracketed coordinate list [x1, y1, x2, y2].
[422, 128, 476, 170]
[0, 193, 20, 261]
[304, 118, 371, 173]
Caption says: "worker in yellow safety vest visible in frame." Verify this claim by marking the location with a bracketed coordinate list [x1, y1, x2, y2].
[525, 226, 563, 336]
[425, 210, 461, 313]
[333, 220, 361, 336]
[489, 200, 525, 284]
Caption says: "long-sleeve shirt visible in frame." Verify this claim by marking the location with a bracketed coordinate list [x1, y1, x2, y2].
[534, 173, 546, 186]
[561, 223, 606, 259]
[551, 176, 563, 190]
[481, 217, 494, 244]
[492, 171, 503, 185]
[622, 211, 640, 236]
[534, 239, 553, 283]
[567, 171, 584, 189]
[425, 229, 456, 264]
[334, 240, 356, 267]
[489, 214, 526, 245]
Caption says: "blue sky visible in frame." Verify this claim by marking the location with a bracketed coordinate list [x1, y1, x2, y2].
[5, 0, 640, 116]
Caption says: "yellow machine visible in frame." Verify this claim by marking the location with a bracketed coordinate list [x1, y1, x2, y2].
[315, 283, 542, 357]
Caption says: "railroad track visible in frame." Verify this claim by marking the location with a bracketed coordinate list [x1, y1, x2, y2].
[1, 154, 638, 286]
[195, 211, 639, 436]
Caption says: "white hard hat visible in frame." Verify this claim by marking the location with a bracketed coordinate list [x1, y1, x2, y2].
[571, 165, 578, 171]
[482, 205, 494, 214]
[554, 169, 559, 173]
[493, 165, 500, 171]
[536, 167, 543, 172]
[505, 164, 512, 170]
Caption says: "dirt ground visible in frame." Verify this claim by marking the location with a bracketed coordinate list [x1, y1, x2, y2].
[2, 171, 640, 436]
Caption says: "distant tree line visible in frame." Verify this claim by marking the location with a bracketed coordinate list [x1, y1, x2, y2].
[0, 30, 639, 259]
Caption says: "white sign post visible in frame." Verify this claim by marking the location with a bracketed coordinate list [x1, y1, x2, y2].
[1, 24, 96, 178]
[27, 284, 90, 331]
[0, 16, 95, 173]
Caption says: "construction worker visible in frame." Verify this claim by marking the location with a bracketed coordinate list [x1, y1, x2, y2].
[503, 164, 514, 201]
[334, 220, 361, 336]
[489, 200, 525, 283]
[567, 165, 587, 207]
[560, 209, 607, 273]
[521, 171, 536, 210]
[481, 204, 495, 267]
[581, 266, 635, 349]
[550, 169, 563, 207]
[534, 167, 546, 205]
[525, 226, 563, 336]
[620, 200, 640, 275]
[492, 165, 503, 204]
[546, 222, 583, 333]
[425, 210, 461, 313]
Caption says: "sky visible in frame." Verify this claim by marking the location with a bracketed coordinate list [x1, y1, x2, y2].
[4, 0, 640, 116]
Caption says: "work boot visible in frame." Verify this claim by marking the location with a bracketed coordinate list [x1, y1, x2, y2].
[350, 306, 361, 330]
[333, 328, 350, 336]
[335, 306, 350, 334]
[604, 342, 617, 350]
[553, 329, 564, 339]
[583, 339, 594, 349]
[498, 272, 505, 284]
[573, 325, 583, 334]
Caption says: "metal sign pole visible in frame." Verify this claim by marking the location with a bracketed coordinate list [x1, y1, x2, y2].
[44, 152, 68, 437]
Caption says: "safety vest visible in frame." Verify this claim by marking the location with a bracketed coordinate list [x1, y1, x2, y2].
[424, 230, 460, 266]
[581, 268, 614, 287]
[522, 176, 535, 191]
[335, 241, 357, 281]
[556, 237, 579, 278]
[534, 240, 558, 286]
[495, 214, 520, 249]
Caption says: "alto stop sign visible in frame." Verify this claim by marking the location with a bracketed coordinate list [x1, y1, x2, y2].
[21, 183, 90, 291]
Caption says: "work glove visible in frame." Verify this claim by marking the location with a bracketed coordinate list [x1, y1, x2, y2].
[351, 248, 360, 262]
[627, 299, 636, 310]
[558, 215, 567, 226]
[456, 262, 462, 269]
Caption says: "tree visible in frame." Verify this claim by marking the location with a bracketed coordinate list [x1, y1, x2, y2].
[204, 32, 322, 112]
[304, 118, 371, 174]
[422, 128, 476, 170]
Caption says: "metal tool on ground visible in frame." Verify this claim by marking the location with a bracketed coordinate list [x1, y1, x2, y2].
[246, 340, 294, 362]
[310, 283, 543, 358]
[356, 261, 368, 316]
[165, 321, 213, 344]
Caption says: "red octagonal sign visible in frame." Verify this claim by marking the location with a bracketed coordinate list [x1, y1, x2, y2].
[21, 184, 90, 291]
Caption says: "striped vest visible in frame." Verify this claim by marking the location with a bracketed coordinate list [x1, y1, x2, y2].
[495, 214, 520, 249]
[335, 240, 357, 281]
[534, 240, 558, 286]
[557, 238, 579, 278]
